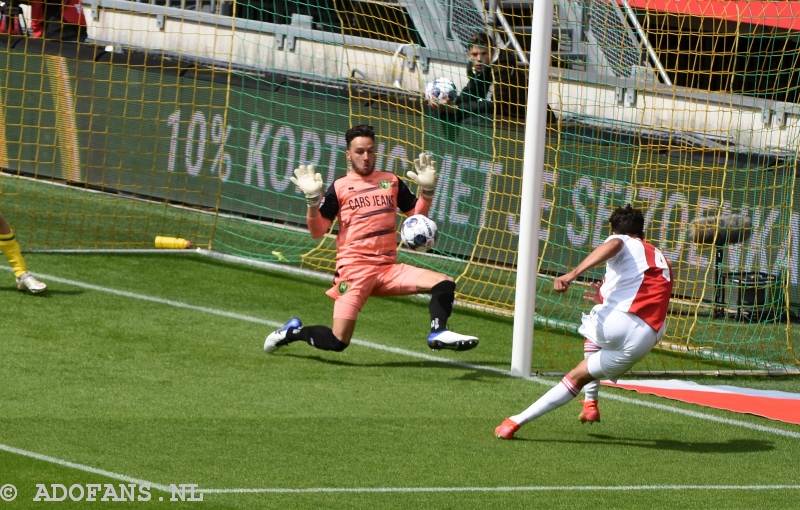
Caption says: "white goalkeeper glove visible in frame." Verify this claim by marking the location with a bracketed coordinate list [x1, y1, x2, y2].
[407, 152, 438, 199]
[290, 164, 323, 207]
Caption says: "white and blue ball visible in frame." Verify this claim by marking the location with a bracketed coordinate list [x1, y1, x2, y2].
[400, 214, 438, 252]
[424, 77, 457, 103]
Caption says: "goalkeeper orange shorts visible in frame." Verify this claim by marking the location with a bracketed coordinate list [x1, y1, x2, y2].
[326, 262, 428, 320]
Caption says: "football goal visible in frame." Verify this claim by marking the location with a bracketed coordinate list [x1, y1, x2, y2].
[0, 0, 797, 374]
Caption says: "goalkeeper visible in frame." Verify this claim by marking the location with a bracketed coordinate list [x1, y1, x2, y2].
[264, 124, 478, 354]
[0, 212, 47, 293]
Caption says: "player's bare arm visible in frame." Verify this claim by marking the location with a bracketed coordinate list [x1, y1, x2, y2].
[553, 238, 623, 292]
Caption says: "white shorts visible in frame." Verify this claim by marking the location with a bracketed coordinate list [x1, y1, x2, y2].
[578, 307, 662, 381]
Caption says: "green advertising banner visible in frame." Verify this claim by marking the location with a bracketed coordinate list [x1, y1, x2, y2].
[0, 47, 797, 314]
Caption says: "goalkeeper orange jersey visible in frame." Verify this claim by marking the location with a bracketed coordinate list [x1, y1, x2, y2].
[314, 170, 430, 267]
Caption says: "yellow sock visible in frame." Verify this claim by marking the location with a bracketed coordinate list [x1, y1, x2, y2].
[0, 231, 28, 278]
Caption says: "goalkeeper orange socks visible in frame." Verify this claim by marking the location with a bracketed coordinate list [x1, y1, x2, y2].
[0, 231, 28, 277]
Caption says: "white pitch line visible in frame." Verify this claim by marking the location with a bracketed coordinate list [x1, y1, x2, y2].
[2, 436, 799, 495]
[19, 270, 800, 440]
[2, 439, 799, 495]
[200, 485, 800, 494]
[0, 444, 171, 493]
[3, 269, 800, 496]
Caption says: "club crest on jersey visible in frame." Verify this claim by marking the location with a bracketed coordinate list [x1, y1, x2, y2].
[338, 282, 350, 294]
[379, 180, 391, 190]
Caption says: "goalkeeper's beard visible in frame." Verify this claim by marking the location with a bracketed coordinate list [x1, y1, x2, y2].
[351, 161, 374, 176]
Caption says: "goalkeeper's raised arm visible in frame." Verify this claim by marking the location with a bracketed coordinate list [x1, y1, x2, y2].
[290, 164, 323, 208]
[290, 163, 331, 238]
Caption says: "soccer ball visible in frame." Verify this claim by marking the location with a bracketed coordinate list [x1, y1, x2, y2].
[424, 77, 457, 103]
[400, 214, 438, 252]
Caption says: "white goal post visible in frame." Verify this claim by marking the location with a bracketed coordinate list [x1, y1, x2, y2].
[510, 0, 555, 378]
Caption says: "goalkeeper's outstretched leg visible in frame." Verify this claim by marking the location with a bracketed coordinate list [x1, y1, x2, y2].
[423, 278, 478, 351]
[263, 263, 478, 354]
[264, 318, 350, 354]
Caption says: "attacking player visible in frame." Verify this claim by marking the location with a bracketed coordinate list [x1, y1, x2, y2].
[0, 212, 47, 293]
[495, 205, 672, 439]
[264, 124, 479, 354]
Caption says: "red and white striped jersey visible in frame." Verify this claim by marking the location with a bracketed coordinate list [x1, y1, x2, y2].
[598, 234, 673, 332]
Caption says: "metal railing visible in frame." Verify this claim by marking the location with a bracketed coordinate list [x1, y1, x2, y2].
[619, 0, 672, 86]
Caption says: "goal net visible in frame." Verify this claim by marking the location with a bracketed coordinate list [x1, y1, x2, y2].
[0, 0, 797, 374]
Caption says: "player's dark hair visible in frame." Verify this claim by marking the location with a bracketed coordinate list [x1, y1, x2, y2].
[609, 204, 645, 237]
[468, 32, 491, 50]
[345, 124, 375, 147]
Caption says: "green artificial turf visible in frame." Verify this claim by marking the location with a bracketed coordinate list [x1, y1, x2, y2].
[0, 253, 798, 509]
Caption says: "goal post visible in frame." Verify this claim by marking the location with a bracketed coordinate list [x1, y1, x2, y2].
[511, 0, 554, 378]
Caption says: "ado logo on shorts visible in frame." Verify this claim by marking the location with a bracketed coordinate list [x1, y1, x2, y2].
[338, 282, 350, 294]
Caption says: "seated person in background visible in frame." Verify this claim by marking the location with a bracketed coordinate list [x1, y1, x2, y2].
[492, 45, 531, 121]
[428, 32, 555, 125]
[427, 32, 494, 124]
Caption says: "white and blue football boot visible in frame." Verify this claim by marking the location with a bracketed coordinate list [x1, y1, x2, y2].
[264, 317, 302, 354]
[427, 330, 479, 351]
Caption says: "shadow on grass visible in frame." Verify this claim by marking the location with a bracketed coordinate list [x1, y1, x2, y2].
[283, 352, 509, 380]
[516, 433, 774, 453]
[0, 288, 84, 297]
